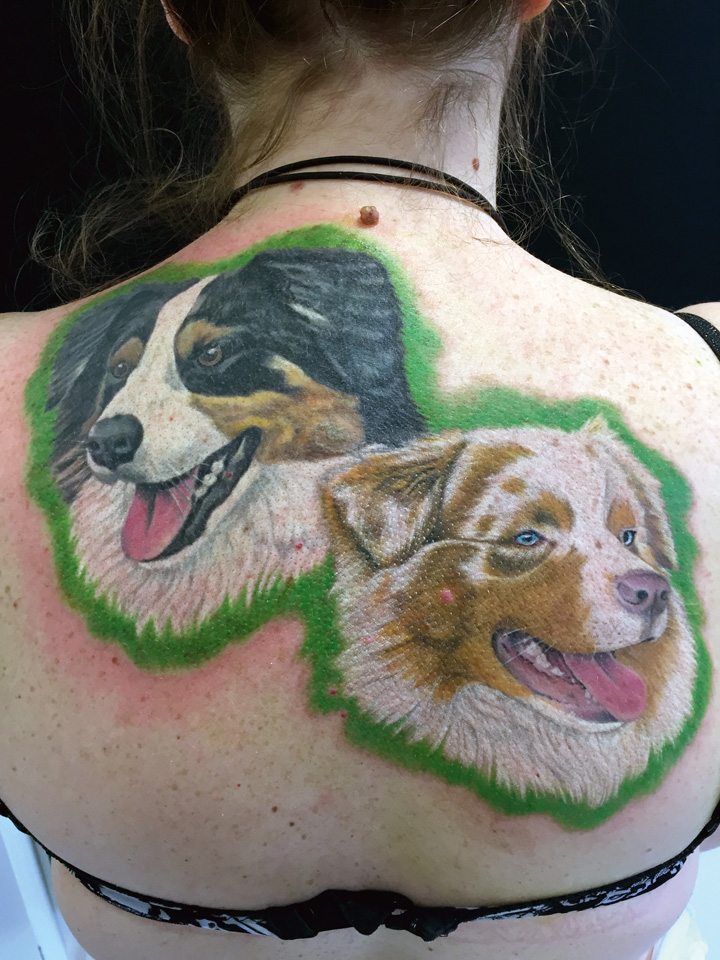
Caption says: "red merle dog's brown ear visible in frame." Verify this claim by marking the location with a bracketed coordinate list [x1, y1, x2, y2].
[623, 459, 679, 571]
[582, 416, 679, 571]
[325, 432, 465, 567]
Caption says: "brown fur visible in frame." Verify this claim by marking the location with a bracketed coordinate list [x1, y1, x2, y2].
[174, 319, 235, 359]
[191, 356, 366, 462]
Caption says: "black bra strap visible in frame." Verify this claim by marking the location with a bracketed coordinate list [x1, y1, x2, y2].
[675, 311, 720, 363]
[2, 792, 719, 942]
[220, 155, 507, 231]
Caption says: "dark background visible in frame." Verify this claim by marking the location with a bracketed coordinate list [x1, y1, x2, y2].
[2, 2, 719, 313]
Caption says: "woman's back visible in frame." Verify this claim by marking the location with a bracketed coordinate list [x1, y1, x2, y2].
[1, 178, 719, 960]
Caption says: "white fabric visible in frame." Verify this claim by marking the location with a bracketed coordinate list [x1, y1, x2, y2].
[652, 909, 708, 960]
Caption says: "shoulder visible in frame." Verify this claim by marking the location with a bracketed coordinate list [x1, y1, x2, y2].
[0, 297, 98, 364]
[0, 307, 85, 428]
[0, 306, 78, 346]
[679, 302, 720, 326]
[0, 310, 44, 341]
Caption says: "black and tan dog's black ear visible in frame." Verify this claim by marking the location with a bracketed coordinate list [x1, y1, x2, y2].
[47, 279, 201, 501]
[325, 432, 465, 567]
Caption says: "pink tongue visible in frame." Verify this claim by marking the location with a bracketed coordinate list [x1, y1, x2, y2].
[121, 482, 194, 562]
[563, 652, 647, 722]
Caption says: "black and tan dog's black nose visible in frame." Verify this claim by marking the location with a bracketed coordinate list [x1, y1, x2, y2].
[87, 415, 144, 471]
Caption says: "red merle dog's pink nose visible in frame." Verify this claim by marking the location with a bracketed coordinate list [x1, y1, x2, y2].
[615, 570, 669, 616]
[88, 415, 144, 471]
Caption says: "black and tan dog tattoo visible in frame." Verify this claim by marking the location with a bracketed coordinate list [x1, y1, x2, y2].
[45, 247, 425, 630]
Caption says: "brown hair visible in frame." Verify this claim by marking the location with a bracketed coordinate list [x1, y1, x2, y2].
[31, 0, 609, 301]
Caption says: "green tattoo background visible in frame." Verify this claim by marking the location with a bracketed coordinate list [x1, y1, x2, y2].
[25, 224, 711, 828]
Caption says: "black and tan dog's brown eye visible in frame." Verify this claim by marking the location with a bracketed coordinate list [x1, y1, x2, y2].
[197, 344, 223, 367]
[107, 336, 144, 381]
[109, 359, 131, 380]
[621, 529, 637, 547]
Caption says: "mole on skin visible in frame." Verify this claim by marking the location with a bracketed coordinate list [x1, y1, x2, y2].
[359, 205, 380, 226]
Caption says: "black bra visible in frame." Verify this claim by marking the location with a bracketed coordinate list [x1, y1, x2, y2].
[1, 789, 719, 942]
[1, 311, 718, 943]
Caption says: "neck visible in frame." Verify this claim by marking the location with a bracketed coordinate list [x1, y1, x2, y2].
[230, 60, 511, 206]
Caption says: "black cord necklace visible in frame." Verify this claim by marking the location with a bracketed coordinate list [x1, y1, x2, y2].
[220, 155, 507, 231]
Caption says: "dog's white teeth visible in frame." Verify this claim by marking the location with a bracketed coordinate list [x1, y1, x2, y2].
[202, 473, 218, 487]
[210, 460, 224, 475]
[524, 641, 552, 671]
[522, 640, 566, 676]
[533, 651, 552, 671]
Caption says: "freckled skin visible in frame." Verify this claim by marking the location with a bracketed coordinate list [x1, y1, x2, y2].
[2, 204, 719, 960]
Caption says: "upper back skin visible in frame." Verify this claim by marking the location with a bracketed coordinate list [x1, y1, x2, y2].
[1, 181, 719, 960]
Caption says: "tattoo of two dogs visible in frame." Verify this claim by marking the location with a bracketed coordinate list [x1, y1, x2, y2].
[32, 235, 706, 827]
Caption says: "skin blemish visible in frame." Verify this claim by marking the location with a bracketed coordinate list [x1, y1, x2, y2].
[272, 806, 278, 812]
[362, 636, 374, 644]
[359, 205, 380, 226]
[472, 158, 480, 171]
[290, 182, 304, 192]
[440, 588, 454, 604]
[295, 542, 304, 551]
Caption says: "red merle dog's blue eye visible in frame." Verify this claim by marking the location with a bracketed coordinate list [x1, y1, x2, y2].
[513, 530, 545, 546]
[621, 529, 637, 547]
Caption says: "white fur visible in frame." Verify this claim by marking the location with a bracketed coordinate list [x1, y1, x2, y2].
[334, 592, 696, 806]
[95, 279, 226, 485]
[71, 458, 348, 632]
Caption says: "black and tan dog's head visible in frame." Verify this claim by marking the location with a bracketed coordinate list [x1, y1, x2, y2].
[48, 248, 426, 564]
[325, 419, 688, 733]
